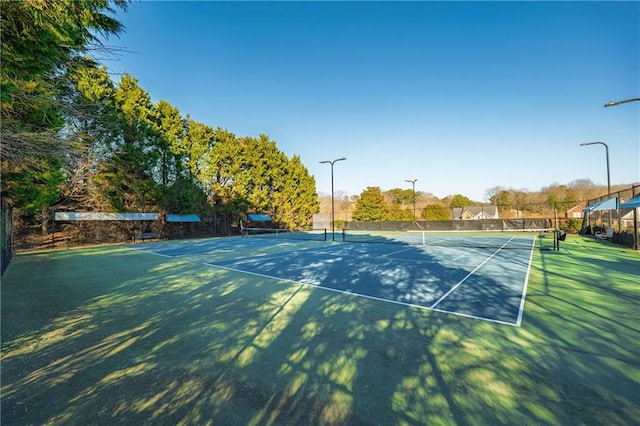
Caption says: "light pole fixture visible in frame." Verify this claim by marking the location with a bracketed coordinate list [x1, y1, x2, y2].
[405, 179, 418, 227]
[580, 141, 611, 228]
[319, 157, 346, 241]
[604, 97, 640, 107]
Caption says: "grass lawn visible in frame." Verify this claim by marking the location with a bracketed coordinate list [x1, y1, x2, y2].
[1, 235, 639, 425]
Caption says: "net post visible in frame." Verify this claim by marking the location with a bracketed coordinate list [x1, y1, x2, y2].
[324, 228, 327, 241]
[51, 210, 56, 249]
[554, 209, 559, 251]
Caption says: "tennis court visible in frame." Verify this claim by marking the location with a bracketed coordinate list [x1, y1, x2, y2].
[132, 231, 543, 326]
[2, 233, 638, 425]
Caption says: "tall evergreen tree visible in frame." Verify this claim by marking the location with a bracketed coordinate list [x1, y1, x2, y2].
[62, 62, 121, 211]
[272, 155, 319, 229]
[182, 118, 218, 184]
[1, 0, 128, 211]
[353, 187, 388, 221]
[152, 100, 184, 186]
[93, 74, 159, 211]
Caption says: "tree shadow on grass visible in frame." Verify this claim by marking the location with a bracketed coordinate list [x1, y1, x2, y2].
[1, 238, 639, 425]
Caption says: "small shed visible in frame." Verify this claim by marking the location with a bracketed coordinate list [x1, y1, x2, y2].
[164, 214, 202, 239]
[166, 214, 201, 223]
[247, 214, 272, 223]
[241, 214, 273, 232]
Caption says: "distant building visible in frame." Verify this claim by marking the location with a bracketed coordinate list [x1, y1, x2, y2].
[452, 206, 499, 220]
[565, 201, 587, 219]
[621, 210, 635, 228]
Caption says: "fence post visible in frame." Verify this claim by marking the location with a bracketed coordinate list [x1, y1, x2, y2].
[52, 211, 56, 249]
[634, 185, 639, 250]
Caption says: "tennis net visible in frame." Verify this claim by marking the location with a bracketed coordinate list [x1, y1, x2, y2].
[341, 229, 557, 250]
[241, 227, 327, 242]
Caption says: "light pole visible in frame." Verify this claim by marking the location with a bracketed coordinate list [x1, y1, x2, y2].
[319, 157, 346, 241]
[405, 179, 417, 228]
[604, 97, 640, 107]
[580, 142, 611, 228]
[604, 94, 640, 246]
[603, 96, 639, 248]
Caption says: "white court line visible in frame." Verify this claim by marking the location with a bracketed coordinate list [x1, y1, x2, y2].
[126, 241, 524, 327]
[310, 247, 441, 265]
[515, 236, 537, 326]
[129, 246, 174, 258]
[430, 236, 516, 309]
[133, 239, 338, 262]
[443, 247, 488, 264]
[431, 307, 517, 326]
[217, 244, 340, 265]
[207, 262, 518, 326]
[378, 247, 414, 258]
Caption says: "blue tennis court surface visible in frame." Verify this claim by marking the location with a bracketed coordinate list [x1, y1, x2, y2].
[131, 234, 537, 326]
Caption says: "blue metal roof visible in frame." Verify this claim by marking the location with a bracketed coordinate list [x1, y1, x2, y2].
[166, 214, 201, 223]
[583, 197, 618, 212]
[247, 214, 272, 222]
[54, 212, 158, 221]
[620, 195, 640, 209]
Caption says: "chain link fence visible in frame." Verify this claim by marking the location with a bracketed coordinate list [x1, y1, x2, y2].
[1, 197, 14, 275]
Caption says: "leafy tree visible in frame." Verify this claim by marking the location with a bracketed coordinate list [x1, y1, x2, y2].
[182, 119, 219, 185]
[1, 0, 128, 211]
[421, 204, 450, 221]
[484, 186, 503, 203]
[382, 188, 415, 220]
[60, 62, 123, 211]
[159, 176, 209, 215]
[547, 192, 578, 212]
[511, 190, 530, 212]
[93, 74, 160, 211]
[147, 100, 210, 214]
[544, 183, 580, 213]
[547, 194, 561, 211]
[384, 188, 415, 205]
[272, 155, 319, 229]
[189, 127, 252, 226]
[3, 163, 67, 214]
[243, 135, 287, 213]
[450, 194, 474, 208]
[353, 187, 388, 221]
[490, 190, 513, 210]
[152, 100, 185, 186]
[1, 1, 320, 237]
[237, 135, 317, 228]
[386, 203, 413, 221]
[195, 132, 317, 228]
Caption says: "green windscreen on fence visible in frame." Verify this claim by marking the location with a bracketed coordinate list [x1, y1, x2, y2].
[241, 227, 327, 242]
[346, 219, 553, 232]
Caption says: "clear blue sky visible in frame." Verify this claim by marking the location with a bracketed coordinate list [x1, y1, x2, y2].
[100, 1, 639, 201]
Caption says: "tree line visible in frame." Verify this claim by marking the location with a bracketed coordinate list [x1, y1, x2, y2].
[319, 179, 627, 222]
[1, 1, 318, 234]
[2, 2, 631, 240]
